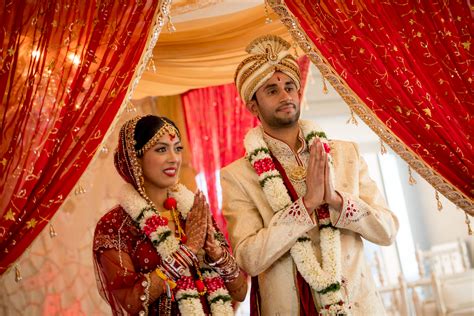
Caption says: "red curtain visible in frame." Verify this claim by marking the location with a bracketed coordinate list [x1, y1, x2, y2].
[278, 1, 473, 211]
[182, 84, 258, 230]
[0, 0, 160, 275]
[181, 56, 310, 229]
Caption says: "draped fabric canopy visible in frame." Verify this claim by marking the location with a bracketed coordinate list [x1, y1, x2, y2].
[270, 0, 474, 213]
[134, 4, 302, 97]
[0, 0, 165, 275]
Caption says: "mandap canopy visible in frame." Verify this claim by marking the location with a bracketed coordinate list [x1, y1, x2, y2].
[0, 0, 472, 289]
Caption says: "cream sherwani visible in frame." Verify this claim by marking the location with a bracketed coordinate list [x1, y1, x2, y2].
[221, 126, 399, 315]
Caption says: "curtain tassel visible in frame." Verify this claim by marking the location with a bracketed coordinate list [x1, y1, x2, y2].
[15, 265, 22, 282]
[380, 138, 387, 155]
[322, 76, 328, 94]
[49, 223, 58, 238]
[167, 16, 176, 32]
[408, 166, 417, 185]
[100, 145, 109, 156]
[293, 41, 299, 58]
[435, 191, 443, 211]
[465, 213, 473, 236]
[74, 184, 86, 195]
[147, 54, 157, 73]
[346, 108, 359, 125]
[126, 101, 137, 113]
[264, 0, 273, 24]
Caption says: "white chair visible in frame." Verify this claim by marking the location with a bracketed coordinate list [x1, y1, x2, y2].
[415, 239, 470, 278]
[372, 251, 410, 315]
[410, 239, 472, 316]
[431, 269, 474, 315]
[377, 274, 410, 316]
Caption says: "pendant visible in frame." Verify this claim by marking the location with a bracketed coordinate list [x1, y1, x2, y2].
[288, 165, 306, 182]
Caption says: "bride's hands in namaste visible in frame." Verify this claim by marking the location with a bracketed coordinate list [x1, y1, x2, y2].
[184, 191, 209, 254]
[203, 212, 224, 262]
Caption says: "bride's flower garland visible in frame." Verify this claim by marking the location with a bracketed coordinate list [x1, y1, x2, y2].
[244, 120, 348, 314]
[120, 183, 233, 316]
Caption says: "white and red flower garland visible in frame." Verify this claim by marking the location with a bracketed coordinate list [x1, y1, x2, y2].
[244, 120, 349, 314]
[120, 183, 233, 315]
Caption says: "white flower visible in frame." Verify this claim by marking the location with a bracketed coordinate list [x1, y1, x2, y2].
[170, 183, 194, 219]
[156, 235, 180, 258]
[119, 183, 149, 220]
[209, 299, 233, 316]
[262, 177, 292, 211]
[177, 297, 205, 316]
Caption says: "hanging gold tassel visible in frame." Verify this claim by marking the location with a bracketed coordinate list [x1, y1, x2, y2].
[49, 223, 57, 238]
[264, 0, 273, 24]
[346, 108, 359, 125]
[15, 265, 22, 282]
[100, 145, 109, 156]
[408, 166, 417, 185]
[74, 184, 86, 195]
[465, 212, 473, 235]
[435, 191, 443, 211]
[147, 55, 157, 73]
[293, 41, 299, 58]
[167, 15, 176, 32]
[322, 76, 328, 94]
[126, 101, 137, 113]
[380, 138, 387, 155]
[163, 4, 176, 32]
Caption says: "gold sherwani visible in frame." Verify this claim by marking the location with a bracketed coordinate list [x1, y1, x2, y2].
[221, 127, 399, 315]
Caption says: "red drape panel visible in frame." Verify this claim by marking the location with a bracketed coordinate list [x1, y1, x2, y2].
[181, 56, 310, 229]
[0, 0, 160, 274]
[279, 1, 473, 210]
[182, 84, 258, 230]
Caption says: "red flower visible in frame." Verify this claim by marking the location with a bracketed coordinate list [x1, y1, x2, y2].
[323, 142, 331, 154]
[204, 276, 225, 292]
[253, 157, 275, 175]
[163, 197, 177, 210]
[176, 276, 195, 290]
[143, 215, 168, 236]
[195, 279, 206, 294]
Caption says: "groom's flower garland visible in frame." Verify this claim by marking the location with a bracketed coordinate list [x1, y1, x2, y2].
[120, 183, 233, 316]
[244, 120, 348, 314]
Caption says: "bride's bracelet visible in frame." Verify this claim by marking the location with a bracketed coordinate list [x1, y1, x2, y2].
[205, 247, 240, 282]
[161, 244, 197, 281]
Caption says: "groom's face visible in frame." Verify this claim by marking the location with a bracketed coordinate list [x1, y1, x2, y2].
[247, 71, 301, 129]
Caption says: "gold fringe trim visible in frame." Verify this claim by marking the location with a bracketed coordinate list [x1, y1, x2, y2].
[15, 265, 22, 282]
[465, 212, 473, 236]
[435, 191, 443, 211]
[268, 0, 473, 214]
[74, 183, 86, 195]
[408, 166, 417, 185]
[346, 108, 358, 125]
[380, 138, 387, 155]
[49, 223, 57, 238]
[322, 76, 328, 94]
[264, 0, 273, 24]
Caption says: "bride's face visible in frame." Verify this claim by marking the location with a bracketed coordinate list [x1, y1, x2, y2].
[140, 133, 183, 190]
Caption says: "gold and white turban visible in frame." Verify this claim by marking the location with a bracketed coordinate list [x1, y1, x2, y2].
[234, 35, 301, 103]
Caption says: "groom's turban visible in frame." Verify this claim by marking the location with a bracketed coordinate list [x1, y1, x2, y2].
[234, 35, 301, 103]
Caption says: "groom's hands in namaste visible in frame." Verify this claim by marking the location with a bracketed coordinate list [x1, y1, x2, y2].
[303, 139, 342, 214]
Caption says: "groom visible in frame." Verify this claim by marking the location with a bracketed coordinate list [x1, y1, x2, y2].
[221, 34, 399, 315]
